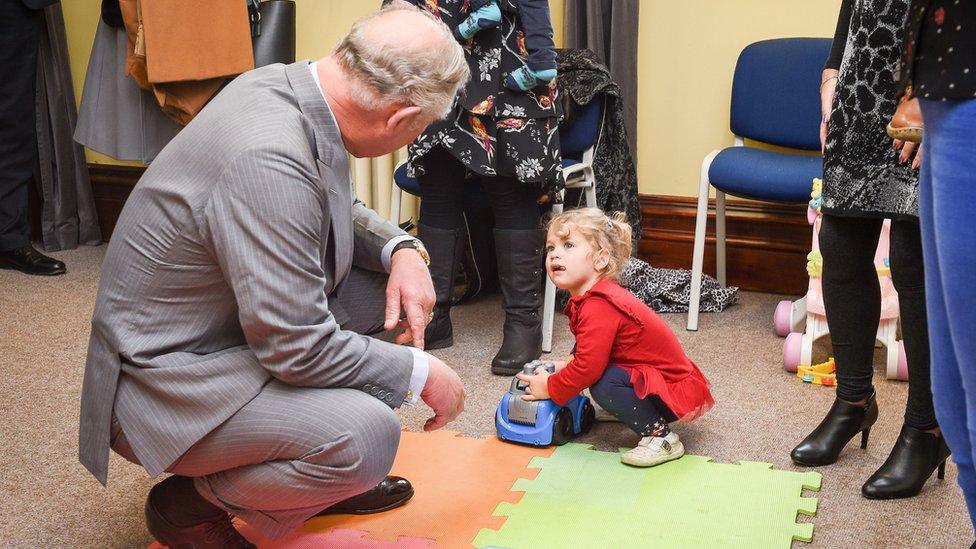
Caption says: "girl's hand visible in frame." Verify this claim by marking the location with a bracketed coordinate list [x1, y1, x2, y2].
[516, 368, 552, 401]
[819, 69, 839, 154]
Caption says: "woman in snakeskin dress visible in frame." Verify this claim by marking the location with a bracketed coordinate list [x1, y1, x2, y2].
[791, 0, 949, 501]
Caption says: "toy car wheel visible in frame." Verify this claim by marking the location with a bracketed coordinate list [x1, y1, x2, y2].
[773, 300, 792, 337]
[579, 400, 596, 435]
[783, 332, 802, 373]
[552, 408, 574, 446]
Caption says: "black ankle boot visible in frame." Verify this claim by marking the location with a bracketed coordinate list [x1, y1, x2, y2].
[490, 228, 544, 375]
[791, 391, 879, 466]
[861, 425, 951, 499]
[418, 224, 461, 350]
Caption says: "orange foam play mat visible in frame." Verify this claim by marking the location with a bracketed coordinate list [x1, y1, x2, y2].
[149, 429, 552, 548]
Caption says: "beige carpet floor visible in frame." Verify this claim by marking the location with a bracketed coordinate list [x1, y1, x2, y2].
[0, 245, 971, 548]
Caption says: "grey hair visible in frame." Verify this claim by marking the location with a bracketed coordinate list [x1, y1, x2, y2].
[333, 1, 470, 118]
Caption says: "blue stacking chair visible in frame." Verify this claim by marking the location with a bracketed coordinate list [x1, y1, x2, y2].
[687, 38, 830, 331]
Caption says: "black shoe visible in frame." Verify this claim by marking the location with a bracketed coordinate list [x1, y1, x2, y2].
[0, 244, 66, 276]
[490, 228, 545, 375]
[418, 224, 461, 351]
[791, 391, 879, 466]
[145, 477, 255, 549]
[316, 476, 414, 516]
[861, 425, 951, 499]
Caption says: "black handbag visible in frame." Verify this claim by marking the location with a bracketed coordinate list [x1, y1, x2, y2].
[248, 0, 296, 68]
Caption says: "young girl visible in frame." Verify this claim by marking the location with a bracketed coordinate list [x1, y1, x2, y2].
[517, 208, 714, 467]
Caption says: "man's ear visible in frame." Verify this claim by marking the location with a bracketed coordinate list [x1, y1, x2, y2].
[386, 104, 423, 132]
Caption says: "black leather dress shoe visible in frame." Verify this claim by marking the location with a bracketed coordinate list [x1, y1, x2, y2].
[791, 391, 879, 466]
[316, 476, 413, 516]
[0, 244, 66, 276]
[862, 425, 951, 500]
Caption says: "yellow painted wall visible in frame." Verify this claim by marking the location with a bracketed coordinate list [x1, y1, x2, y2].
[637, 0, 841, 196]
[62, 0, 562, 165]
[62, 0, 838, 195]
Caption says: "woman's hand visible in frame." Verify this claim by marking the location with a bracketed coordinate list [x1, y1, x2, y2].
[893, 139, 924, 170]
[819, 69, 839, 154]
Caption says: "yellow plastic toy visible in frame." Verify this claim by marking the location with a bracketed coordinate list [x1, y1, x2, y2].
[796, 358, 836, 387]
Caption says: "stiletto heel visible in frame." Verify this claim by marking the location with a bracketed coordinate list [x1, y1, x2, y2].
[791, 391, 879, 466]
[862, 426, 953, 499]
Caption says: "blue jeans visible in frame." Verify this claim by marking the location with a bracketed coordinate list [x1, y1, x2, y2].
[918, 98, 976, 532]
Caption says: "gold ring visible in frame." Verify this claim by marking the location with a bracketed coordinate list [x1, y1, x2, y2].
[427, 311, 434, 322]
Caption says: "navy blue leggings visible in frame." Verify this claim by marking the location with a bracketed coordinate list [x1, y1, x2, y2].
[589, 366, 676, 437]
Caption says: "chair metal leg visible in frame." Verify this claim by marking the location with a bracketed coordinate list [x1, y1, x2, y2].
[715, 190, 727, 288]
[584, 174, 597, 209]
[389, 184, 402, 225]
[541, 191, 566, 353]
[688, 151, 719, 331]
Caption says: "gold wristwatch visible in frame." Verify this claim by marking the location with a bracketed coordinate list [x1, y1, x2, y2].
[392, 239, 430, 266]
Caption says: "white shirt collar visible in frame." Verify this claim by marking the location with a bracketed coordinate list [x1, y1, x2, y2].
[308, 61, 340, 129]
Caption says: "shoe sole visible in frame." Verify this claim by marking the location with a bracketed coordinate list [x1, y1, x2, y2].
[0, 263, 66, 276]
[620, 443, 686, 468]
[318, 488, 414, 516]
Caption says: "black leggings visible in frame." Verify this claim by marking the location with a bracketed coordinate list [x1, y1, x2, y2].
[417, 146, 542, 231]
[819, 214, 936, 430]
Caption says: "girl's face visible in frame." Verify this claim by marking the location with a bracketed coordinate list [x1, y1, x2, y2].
[545, 225, 608, 296]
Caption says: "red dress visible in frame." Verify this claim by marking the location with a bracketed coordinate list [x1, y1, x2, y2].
[546, 278, 714, 421]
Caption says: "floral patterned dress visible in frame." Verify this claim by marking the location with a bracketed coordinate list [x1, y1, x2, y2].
[405, 0, 563, 195]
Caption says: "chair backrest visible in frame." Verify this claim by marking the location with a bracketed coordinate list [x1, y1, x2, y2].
[730, 38, 831, 151]
[393, 162, 422, 196]
[559, 94, 605, 157]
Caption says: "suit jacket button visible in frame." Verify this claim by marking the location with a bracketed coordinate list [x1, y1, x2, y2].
[386, 394, 394, 403]
[377, 390, 387, 399]
[364, 384, 372, 391]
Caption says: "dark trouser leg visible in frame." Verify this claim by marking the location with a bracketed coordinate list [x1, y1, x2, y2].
[416, 147, 468, 348]
[889, 220, 937, 430]
[482, 174, 545, 374]
[589, 366, 676, 437]
[819, 214, 883, 402]
[791, 214, 882, 467]
[0, 3, 43, 251]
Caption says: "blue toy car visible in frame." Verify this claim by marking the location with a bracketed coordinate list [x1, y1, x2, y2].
[495, 360, 595, 446]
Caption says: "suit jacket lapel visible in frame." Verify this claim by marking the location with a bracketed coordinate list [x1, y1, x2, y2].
[286, 62, 354, 288]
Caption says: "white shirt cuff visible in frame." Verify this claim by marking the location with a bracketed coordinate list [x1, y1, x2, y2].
[382, 235, 417, 273]
[405, 347, 429, 406]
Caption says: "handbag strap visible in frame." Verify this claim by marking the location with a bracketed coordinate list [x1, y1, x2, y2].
[247, 0, 261, 37]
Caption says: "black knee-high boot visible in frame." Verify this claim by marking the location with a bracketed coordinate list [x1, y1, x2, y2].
[418, 223, 461, 350]
[491, 228, 544, 374]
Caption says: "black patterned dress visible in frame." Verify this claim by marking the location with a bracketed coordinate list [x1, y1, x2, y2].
[405, 0, 562, 195]
[822, 0, 919, 220]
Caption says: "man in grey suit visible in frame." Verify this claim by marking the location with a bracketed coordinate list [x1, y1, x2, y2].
[78, 3, 469, 547]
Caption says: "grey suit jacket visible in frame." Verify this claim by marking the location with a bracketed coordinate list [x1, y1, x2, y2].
[79, 62, 414, 484]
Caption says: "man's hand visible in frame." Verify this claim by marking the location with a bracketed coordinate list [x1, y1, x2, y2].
[421, 355, 465, 431]
[385, 247, 435, 350]
[516, 367, 552, 401]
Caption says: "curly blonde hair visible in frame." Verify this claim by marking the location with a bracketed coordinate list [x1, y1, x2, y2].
[547, 208, 632, 282]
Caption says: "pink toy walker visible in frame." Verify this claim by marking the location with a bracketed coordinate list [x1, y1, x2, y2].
[773, 179, 908, 381]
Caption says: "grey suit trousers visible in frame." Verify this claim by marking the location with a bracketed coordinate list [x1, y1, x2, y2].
[111, 267, 402, 539]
